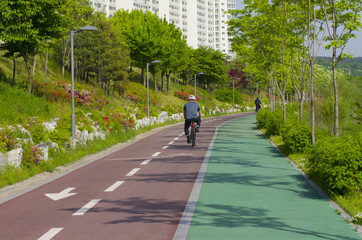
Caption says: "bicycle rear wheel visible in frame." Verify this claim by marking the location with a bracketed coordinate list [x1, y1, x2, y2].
[191, 127, 196, 147]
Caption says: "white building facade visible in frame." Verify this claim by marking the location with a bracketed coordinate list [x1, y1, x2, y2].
[88, 0, 236, 57]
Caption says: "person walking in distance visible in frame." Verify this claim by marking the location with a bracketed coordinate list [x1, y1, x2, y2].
[184, 95, 202, 143]
[255, 97, 261, 113]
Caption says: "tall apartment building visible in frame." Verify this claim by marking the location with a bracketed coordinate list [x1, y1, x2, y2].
[88, 0, 236, 57]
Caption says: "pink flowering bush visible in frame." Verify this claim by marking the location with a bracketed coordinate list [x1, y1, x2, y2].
[33, 80, 109, 110]
[22, 145, 43, 168]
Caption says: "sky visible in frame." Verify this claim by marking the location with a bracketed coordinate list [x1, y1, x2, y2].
[235, 1, 362, 57]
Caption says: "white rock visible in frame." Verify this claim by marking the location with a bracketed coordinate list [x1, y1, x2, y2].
[6, 148, 23, 168]
[42, 120, 57, 132]
[36, 142, 49, 161]
[158, 111, 168, 123]
[49, 142, 59, 152]
[0, 152, 6, 169]
[75, 129, 81, 140]
[81, 130, 89, 144]
[88, 132, 95, 142]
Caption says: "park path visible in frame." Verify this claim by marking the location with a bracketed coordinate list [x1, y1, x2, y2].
[175, 115, 360, 240]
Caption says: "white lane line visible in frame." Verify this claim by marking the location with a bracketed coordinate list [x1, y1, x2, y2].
[152, 152, 161, 157]
[126, 168, 140, 176]
[141, 159, 152, 165]
[105, 181, 124, 192]
[168, 141, 175, 145]
[38, 228, 63, 240]
[73, 199, 101, 216]
[174, 137, 180, 141]
[178, 133, 184, 137]
[173, 121, 222, 240]
[162, 146, 169, 150]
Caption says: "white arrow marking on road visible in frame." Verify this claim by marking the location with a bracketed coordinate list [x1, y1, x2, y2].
[38, 228, 63, 240]
[73, 199, 101, 216]
[45, 188, 77, 201]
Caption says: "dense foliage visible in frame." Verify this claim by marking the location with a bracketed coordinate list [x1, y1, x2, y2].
[256, 106, 362, 197]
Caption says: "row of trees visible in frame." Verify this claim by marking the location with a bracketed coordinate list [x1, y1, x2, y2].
[228, 0, 362, 141]
[1, 0, 240, 98]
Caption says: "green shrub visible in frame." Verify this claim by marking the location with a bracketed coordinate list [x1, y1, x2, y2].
[306, 133, 362, 195]
[281, 119, 312, 153]
[21, 144, 43, 168]
[0, 127, 17, 153]
[214, 88, 244, 105]
[121, 81, 160, 106]
[256, 107, 284, 136]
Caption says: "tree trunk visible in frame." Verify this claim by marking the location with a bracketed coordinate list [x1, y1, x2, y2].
[143, 68, 145, 87]
[161, 71, 165, 91]
[167, 73, 171, 93]
[12, 59, 16, 85]
[332, 47, 339, 137]
[23, 54, 33, 93]
[32, 55, 36, 77]
[154, 73, 158, 92]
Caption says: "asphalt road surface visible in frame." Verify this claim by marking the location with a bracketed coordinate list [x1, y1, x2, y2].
[0, 113, 252, 240]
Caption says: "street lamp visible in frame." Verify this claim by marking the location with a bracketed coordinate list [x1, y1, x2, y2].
[146, 60, 161, 117]
[233, 78, 240, 111]
[70, 25, 100, 139]
[194, 72, 204, 100]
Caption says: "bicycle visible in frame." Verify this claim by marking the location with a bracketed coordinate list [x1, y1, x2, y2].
[190, 121, 197, 147]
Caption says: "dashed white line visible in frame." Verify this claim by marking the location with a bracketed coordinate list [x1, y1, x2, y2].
[178, 133, 184, 137]
[73, 199, 101, 216]
[168, 141, 175, 145]
[152, 152, 161, 157]
[38, 228, 63, 240]
[105, 181, 124, 192]
[174, 137, 180, 141]
[126, 168, 140, 176]
[141, 159, 152, 165]
[162, 146, 169, 150]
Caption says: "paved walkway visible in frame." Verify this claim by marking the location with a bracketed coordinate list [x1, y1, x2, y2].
[177, 115, 361, 240]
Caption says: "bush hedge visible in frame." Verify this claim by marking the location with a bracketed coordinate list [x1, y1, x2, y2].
[306, 133, 362, 195]
[256, 106, 362, 196]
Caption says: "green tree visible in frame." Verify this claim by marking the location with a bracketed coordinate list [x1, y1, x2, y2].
[317, 0, 362, 137]
[0, 0, 70, 93]
[192, 47, 228, 92]
[52, 0, 94, 80]
[112, 10, 166, 85]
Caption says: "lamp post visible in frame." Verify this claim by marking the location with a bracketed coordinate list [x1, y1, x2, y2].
[71, 25, 99, 139]
[146, 60, 161, 117]
[233, 78, 240, 111]
[194, 72, 204, 100]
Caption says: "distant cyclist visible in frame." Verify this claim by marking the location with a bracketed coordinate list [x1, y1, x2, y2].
[255, 97, 261, 113]
[184, 95, 202, 143]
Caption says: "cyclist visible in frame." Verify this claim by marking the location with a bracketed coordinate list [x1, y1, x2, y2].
[255, 97, 261, 113]
[184, 95, 202, 143]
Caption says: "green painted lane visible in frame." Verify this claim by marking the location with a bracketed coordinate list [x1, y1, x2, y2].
[186, 115, 360, 240]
